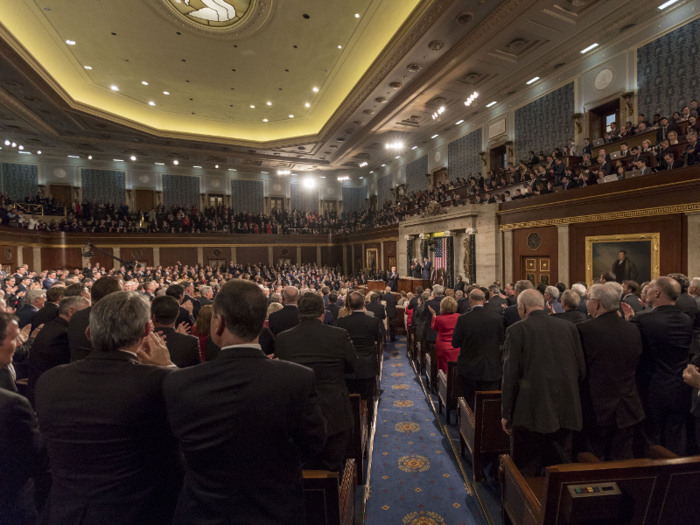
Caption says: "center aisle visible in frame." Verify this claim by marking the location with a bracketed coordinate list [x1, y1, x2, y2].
[364, 335, 488, 525]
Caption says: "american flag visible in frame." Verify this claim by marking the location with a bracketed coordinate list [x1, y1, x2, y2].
[433, 238, 445, 270]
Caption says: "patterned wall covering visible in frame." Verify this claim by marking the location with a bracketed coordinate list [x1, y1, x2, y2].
[162, 174, 200, 210]
[231, 179, 263, 214]
[81, 169, 125, 204]
[342, 186, 366, 215]
[377, 174, 393, 205]
[1, 163, 38, 201]
[448, 128, 483, 180]
[406, 155, 429, 192]
[514, 82, 574, 162]
[638, 18, 700, 118]
[290, 182, 318, 211]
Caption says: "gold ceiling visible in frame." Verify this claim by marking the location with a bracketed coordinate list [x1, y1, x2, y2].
[1, 0, 421, 143]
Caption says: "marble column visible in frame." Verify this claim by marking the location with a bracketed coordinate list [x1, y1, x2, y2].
[296, 246, 302, 264]
[342, 244, 348, 275]
[113, 248, 121, 270]
[230, 247, 237, 265]
[686, 212, 700, 275]
[557, 225, 570, 285]
[317, 245, 322, 266]
[32, 247, 41, 273]
[268, 246, 274, 266]
[379, 242, 384, 271]
[503, 230, 513, 284]
[361, 243, 366, 269]
[197, 247, 204, 266]
[17, 246, 22, 267]
[153, 247, 160, 267]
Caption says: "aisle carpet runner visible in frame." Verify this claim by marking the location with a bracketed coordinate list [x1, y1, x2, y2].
[364, 336, 487, 525]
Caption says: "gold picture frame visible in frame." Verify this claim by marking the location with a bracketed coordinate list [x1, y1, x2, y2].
[585, 233, 660, 285]
[366, 248, 379, 271]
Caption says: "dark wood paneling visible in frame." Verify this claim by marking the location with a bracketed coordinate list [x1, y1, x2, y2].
[88, 248, 114, 271]
[272, 246, 297, 265]
[203, 247, 229, 265]
[120, 247, 154, 268]
[364, 242, 380, 271]
[512, 226, 559, 284]
[237, 247, 268, 265]
[329, 245, 343, 267]
[23, 246, 33, 273]
[0, 245, 18, 270]
[569, 215, 685, 285]
[160, 247, 197, 267]
[301, 246, 317, 265]
[41, 248, 82, 270]
[353, 244, 362, 272]
[383, 241, 397, 270]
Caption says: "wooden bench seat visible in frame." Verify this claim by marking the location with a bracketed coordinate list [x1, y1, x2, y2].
[346, 394, 368, 484]
[437, 361, 463, 425]
[499, 447, 700, 525]
[303, 459, 355, 525]
[424, 343, 437, 393]
[458, 392, 510, 482]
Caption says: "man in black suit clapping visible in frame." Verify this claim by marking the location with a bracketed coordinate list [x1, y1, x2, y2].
[276, 293, 358, 472]
[268, 286, 300, 336]
[151, 296, 201, 368]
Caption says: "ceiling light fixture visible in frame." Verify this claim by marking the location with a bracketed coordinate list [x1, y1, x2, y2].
[194, 166, 202, 168]
[355, 13, 360, 18]
[130, 156, 136, 161]
[110, 85, 119, 91]
[337, 176, 350, 181]
[658, 0, 680, 8]
[277, 170, 291, 176]
[215, 165, 219, 168]
[18, 145, 24, 150]
[84, 65, 92, 70]
[305, 103, 310, 108]
[250, 105, 255, 109]
[37, 151, 41, 155]
[149, 101, 156, 106]
[369, 171, 374, 174]
[267, 101, 272, 105]
[526, 76, 540, 85]
[19, 151, 31, 155]
[228, 168, 237, 171]
[88, 155, 92, 160]
[312, 87, 319, 92]
[303, 178, 315, 188]
[338, 45, 342, 49]
[11, 142, 16, 148]
[163, 91, 170, 95]
[68, 155, 80, 158]
[432, 106, 446, 121]
[385, 142, 404, 150]
[395, 155, 400, 159]
[359, 162, 368, 168]
[65, 39, 76, 45]
[173, 160, 179, 165]
[142, 81, 149, 85]
[580, 43, 599, 54]
[289, 114, 294, 118]
[155, 162, 165, 165]
[412, 146, 418, 150]
[486, 101, 497, 108]
[464, 91, 479, 106]
[455, 120, 464, 125]
[381, 164, 386, 167]
[3, 140, 9, 146]
[113, 159, 124, 162]
[359, 176, 364, 179]
[431, 134, 439, 139]
[262, 119, 268, 122]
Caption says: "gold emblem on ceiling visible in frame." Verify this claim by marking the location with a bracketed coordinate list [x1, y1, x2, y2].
[167, 0, 250, 27]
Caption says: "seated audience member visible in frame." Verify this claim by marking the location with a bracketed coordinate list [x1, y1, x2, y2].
[268, 286, 300, 336]
[17, 289, 46, 329]
[276, 293, 358, 472]
[544, 286, 563, 314]
[552, 290, 587, 324]
[35, 291, 183, 525]
[630, 277, 693, 456]
[0, 311, 49, 525]
[656, 116, 678, 143]
[165, 284, 196, 328]
[501, 289, 585, 476]
[660, 152, 682, 171]
[67, 276, 123, 362]
[151, 295, 201, 368]
[429, 296, 460, 373]
[162, 280, 326, 525]
[578, 284, 645, 461]
[668, 130, 680, 146]
[27, 295, 90, 407]
[636, 158, 654, 176]
[192, 304, 212, 362]
[685, 131, 700, 166]
[452, 289, 504, 409]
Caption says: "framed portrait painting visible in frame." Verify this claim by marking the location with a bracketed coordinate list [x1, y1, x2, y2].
[585, 233, 660, 285]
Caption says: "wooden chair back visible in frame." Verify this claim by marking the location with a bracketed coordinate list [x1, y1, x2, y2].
[304, 459, 356, 525]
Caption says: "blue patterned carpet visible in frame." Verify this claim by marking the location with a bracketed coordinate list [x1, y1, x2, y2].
[364, 336, 489, 525]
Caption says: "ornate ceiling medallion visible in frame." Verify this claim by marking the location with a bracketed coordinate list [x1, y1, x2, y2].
[149, 0, 275, 38]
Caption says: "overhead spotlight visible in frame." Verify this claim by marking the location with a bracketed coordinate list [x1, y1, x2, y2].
[580, 43, 599, 54]
[337, 176, 350, 181]
[432, 106, 445, 121]
[267, 101, 272, 105]
[658, 0, 680, 8]
[262, 119, 268, 122]
[360, 176, 364, 179]
[412, 146, 418, 150]
[464, 91, 479, 107]
[155, 162, 165, 165]
[228, 168, 237, 171]
[312, 87, 319, 92]
[130, 156, 136, 161]
[338, 45, 342, 49]
[215, 165, 219, 168]
[289, 114, 294, 118]
[385, 142, 404, 150]
[173, 160, 179, 165]
[455, 120, 464, 125]
[355, 13, 360, 18]
[395, 155, 400, 159]
[381, 163, 386, 167]
[18, 151, 31, 155]
[3, 140, 9, 146]
[110, 85, 119, 91]
[18, 145, 24, 150]
[163, 91, 170, 95]
[68, 155, 80, 158]
[113, 159, 124, 162]
[277, 170, 291, 176]
[142, 81, 149, 85]
[37, 150, 41, 155]
[194, 166, 202, 168]
[431, 134, 439, 139]
[303, 178, 315, 188]
[359, 162, 368, 168]
[250, 105, 255, 109]
[11, 142, 16, 148]
[84, 65, 92, 70]
[526, 77, 540, 85]
[88, 155, 92, 160]
[369, 171, 374, 174]
[149, 101, 156, 106]
[486, 101, 497, 108]
[305, 103, 310, 108]
[65, 39, 76, 45]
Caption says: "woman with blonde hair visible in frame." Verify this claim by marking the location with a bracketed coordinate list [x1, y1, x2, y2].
[265, 302, 283, 328]
[192, 304, 212, 362]
[429, 296, 461, 373]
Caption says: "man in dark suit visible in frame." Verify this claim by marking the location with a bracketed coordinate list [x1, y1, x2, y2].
[408, 286, 424, 311]
[455, 290, 471, 314]
[16, 289, 46, 330]
[68, 276, 123, 362]
[337, 292, 382, 417]
[630, 277, 693, 456]
[326, 292, 341, 324]
[422, 257, 432, 280]
[503, 280, 534, 329]
[276, 293, 357, 472]
[151, 295, 201, 368]
[412, 258, 422, 278]
[42, 271, 56, 290]
[163, 280, 326, 525]
[685, 130, 700, 166]
[598, 158, 612, 175]
[182, 281, 202, 319]
[422, 285, 444, 347]
[452, 289, 505, 409]
[621, 280, 644, 313]
[485, 285, 508, 313]
[582, 138, 592, 156]
[32, 284, 64, 329]
[166, 284, 196, 329]
[0, 311, 49, 525]
[660, 152, 682, 171]
[199, 285, 214, 307]
[268, 286, 300, 336]
[386, 266, 399, 292]
[366, 292, 387, 338]
[655, 116, 678, 143]
[35, 291, 183, 525]
[683, 357, 700, 450]
[27, 296, 90, 407]
[577, 284, 645, 460]
[552, 290, 588, 324]
[501, 290, 586, 476]
[382, 287, 398, 342]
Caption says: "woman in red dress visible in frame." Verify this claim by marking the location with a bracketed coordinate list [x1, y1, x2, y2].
[192, 305, 212, 362]
[429, 296, 461, 373]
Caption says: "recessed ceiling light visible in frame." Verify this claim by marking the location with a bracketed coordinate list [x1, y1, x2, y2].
[526, 77, 540, 85]
[486, 101, 497, 108]
[228, 168, 237, 171]
[113, 159, 123, 162]
[305, 103, 310, 108]
[580, 43, 599, 54]
[130, 156, 136, 161]
[262, 119, 268, 122]
[215, 165, 219, 168]
[289, 114, 294, 118]
[163, 91, 170, 95]
[658, 0, 680, 8]
[355, 13, 360, 18]
[319, 176, 326, 179]
[395, 155, 400, 159]
[381, 164, 386, 167]
[3, 140, 8, 146]
[65, 40, 76, 45]
[455, 120, 464, 125]
[194, 166, 202, 168]
[110, 85, 119, 91]
[149, 101, 156, 106]
[431, 134, 439, 139]
[312, 87, 319, 92]
[173, 160, 179, 165]
[37, 150, 41, 154]
[142, 81, 149, 85]
[267, 101, 272, 105]
[155, 162, 165, 165]
[360, 176, 364, 179]
[18, 145, 24, 150]
[88, 155, 92, 160]
[338, 45, 342, 49]
[369, 171, 373, 174]
[83, 65, 92, 70]
[250, 105, 255, 109]
[412, 146, 418, 150]
[68, 155, 80, 158]
[19, 151, 31, 155]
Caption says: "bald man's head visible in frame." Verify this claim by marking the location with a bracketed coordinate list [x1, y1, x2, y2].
[517, 289, 545, 319]
[652, 276, 681, 303]
[282, 286, 299, 305]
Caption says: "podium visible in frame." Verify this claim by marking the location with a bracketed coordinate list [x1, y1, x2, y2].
[367, 280, 386, 292]
[398, 278, 432, 294]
